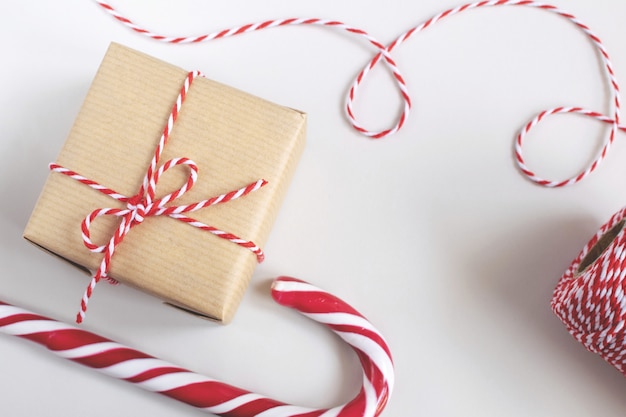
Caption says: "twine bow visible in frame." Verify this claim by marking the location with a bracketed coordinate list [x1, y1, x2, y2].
[51, 71, 267, 323]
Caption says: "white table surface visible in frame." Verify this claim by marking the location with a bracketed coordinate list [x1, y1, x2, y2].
[2, 1, 626, 415]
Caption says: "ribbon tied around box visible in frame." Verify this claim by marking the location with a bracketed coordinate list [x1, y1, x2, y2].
[50, 71, 267, 323]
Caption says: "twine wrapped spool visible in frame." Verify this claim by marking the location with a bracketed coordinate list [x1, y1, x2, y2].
[552, 208, 626, 373]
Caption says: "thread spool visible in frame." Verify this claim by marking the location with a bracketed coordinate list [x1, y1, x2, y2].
[552, 208, 626, 373]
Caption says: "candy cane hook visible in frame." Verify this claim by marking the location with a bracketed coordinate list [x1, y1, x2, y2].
[0, 277, 394, 417]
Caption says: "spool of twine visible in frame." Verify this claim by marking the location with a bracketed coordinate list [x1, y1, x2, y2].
[553, 208, 626, 374]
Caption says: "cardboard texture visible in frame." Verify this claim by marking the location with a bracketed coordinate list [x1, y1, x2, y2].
[24, 43, 306, 323]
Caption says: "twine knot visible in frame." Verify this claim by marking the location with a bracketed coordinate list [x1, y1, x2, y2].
[126, 196, 150, 225]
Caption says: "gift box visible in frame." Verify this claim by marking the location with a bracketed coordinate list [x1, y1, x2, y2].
[23, 43, 306, 323]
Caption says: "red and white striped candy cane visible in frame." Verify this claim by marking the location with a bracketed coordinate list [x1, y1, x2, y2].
[96, 0, 626, 187]
[0, 277, 394, 417]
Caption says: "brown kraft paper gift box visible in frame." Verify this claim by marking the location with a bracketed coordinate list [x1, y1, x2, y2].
[23, 43, 307, 323]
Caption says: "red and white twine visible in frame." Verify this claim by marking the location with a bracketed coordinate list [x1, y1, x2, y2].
[552, 209, 626, 375]
[52, 70, 267, 323]
[0, 277, 394, 417]
[7, 2, 626, 415]
[94, 0, 626, 378]
[98, 0, 626, 187]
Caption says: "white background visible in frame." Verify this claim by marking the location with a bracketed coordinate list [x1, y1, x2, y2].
[2, 1, 626, 415]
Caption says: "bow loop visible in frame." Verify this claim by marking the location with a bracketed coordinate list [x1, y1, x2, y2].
[81, 158, 200, 254]
[148, 157, 199, 209]
[81, 207, 132, 253]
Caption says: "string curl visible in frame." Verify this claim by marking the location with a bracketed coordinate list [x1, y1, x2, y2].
[97, 0, 626, 186]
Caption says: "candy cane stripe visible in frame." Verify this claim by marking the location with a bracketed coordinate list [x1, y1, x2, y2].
[102, 358, 182, 379]
[304, 312, 380, 335]
[0, 277, 394, 416]
[0, 319, 72, 336]
[133, 372, 217, 392]
[204, 394, 268, 415]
